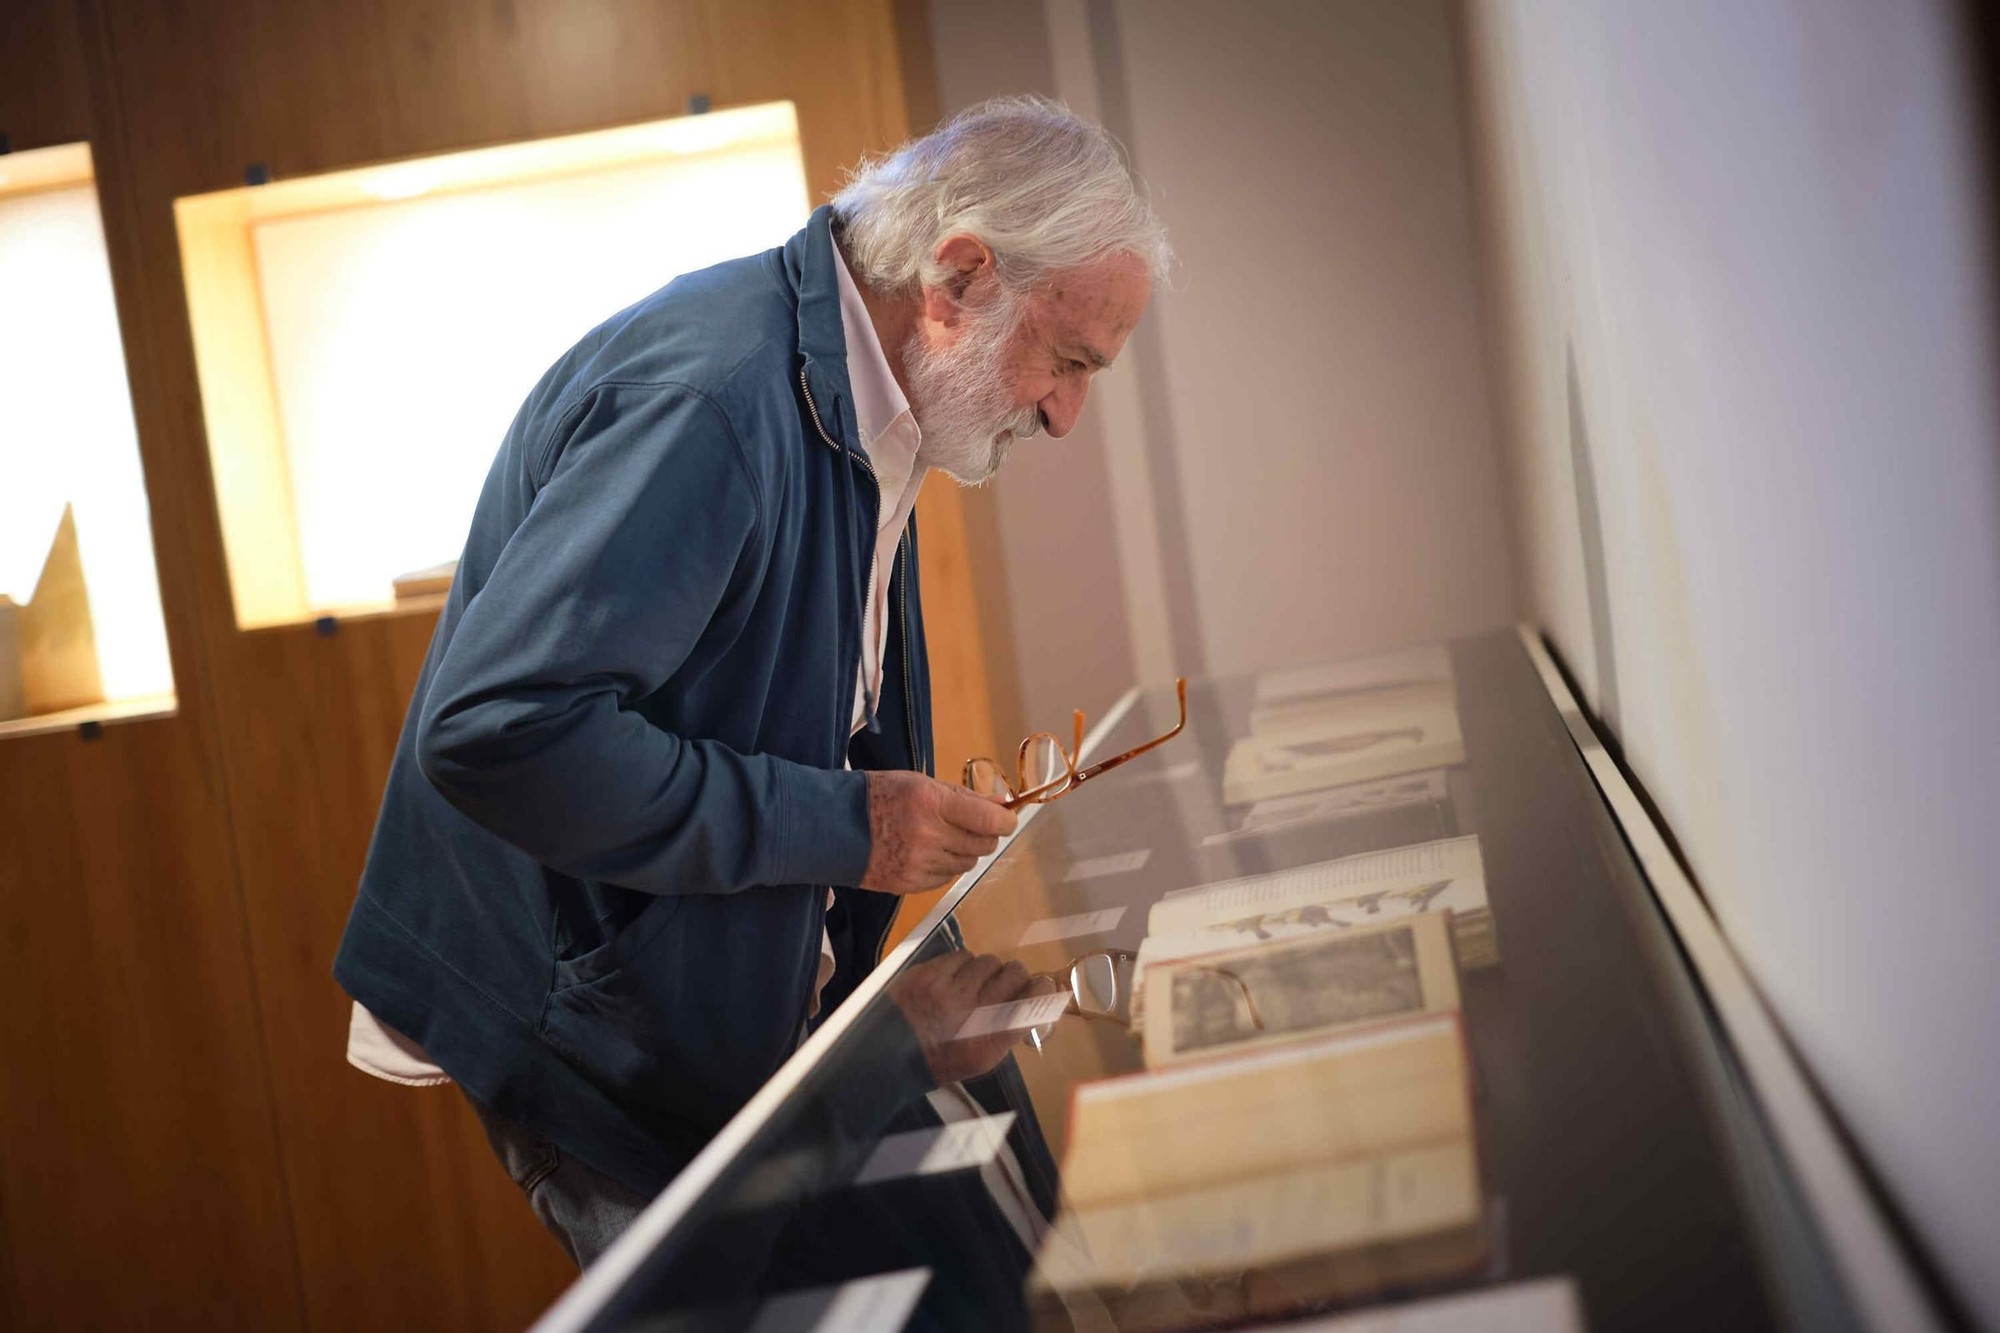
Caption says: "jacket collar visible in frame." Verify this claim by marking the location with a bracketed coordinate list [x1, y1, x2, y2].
[786, 206, 864, 453]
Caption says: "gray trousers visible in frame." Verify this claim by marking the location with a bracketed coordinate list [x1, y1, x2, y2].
[466, 1094, 653, 1270]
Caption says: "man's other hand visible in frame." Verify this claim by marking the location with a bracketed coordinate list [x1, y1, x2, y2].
[886, 951, 1035, 1086]
[860, 771, 1017, 895]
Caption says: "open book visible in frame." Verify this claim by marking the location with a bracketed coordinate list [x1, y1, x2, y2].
[1141, 911, 1462, 1069]
[1137, 837, 1497, 994]
[1225, 677, 1464, 805]
[1201, 766, 1451, 848]
[1028, 1016, 1485, 1329]
[1250, 645, 1454, 723]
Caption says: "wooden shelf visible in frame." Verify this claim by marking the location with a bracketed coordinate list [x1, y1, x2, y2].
[0, 692, 177, 741]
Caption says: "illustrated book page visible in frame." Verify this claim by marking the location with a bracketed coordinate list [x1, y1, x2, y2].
[1225, 686, 1464, 805]
[1141, 911, 1462, 1068]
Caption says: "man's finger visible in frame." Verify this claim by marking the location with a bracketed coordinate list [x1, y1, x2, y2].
[942, 784, 1018, 838]
[915, 853, 975, 887]
[938, 827, 1001, 860]
[976, 958, 1031, 1005]
[928, 949, 979, 986]
[954, 953, 1004, 997]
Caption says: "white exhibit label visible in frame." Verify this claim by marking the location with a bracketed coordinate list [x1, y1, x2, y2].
[954, 990, 1072, 1040]
[745, 1268, 932, 1333]
[854, 1111, 1018, 1185]
[1063, 850, 1151, 882]
[1018, 906, 1127, 945]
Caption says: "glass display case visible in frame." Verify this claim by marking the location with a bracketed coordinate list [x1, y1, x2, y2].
[529, 628, 1941, 1333]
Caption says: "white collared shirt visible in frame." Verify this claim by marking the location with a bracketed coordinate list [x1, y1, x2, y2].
[346, 243, 926, 1080]
[816, 241, 927, 1016]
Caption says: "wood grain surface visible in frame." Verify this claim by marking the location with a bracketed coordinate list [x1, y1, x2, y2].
[0, 1, 977, 1327]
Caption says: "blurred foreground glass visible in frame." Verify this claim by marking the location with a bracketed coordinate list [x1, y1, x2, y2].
[964, 677, 1188, 811]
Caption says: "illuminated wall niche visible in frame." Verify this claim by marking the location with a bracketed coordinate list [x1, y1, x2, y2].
[0, 143, 176, 737]
[175, 102, 813, 629]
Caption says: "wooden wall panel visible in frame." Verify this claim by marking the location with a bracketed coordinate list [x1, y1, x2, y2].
[0, 723, 304, 1330]
[0, 0, 93, 151]
[1, 2, 993, 1330]
[217, 613, 579, 1330]
[1, 4, 309, 1329]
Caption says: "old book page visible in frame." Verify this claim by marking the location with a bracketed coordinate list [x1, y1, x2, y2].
[1062, 1017, 1469, 1209]
[1141, 912, 1461, 1068]
[1149, 836, 1485, 936]
[1225, 676, 1464, 806]
[1033, 1141, 1482, 1300]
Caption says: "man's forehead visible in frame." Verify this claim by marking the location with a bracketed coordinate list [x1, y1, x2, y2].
[1039, 254, 1152, 359]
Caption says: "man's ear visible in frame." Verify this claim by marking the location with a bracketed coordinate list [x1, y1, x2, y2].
[931, 233, 995, 306]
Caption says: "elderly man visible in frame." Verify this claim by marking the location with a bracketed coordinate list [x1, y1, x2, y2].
[333, 95, 1168, 1266]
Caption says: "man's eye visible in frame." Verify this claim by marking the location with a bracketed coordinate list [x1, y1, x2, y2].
[1066, 359, 1089, 374]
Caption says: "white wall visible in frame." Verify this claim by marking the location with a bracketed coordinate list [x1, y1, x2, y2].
[1463, 1, 2000, 1324]
[1107, 0, 1517, 681]
[927, 0, 1518, 740]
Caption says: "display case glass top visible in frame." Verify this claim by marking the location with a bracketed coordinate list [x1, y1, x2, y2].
[545, 629, 1879, 1333]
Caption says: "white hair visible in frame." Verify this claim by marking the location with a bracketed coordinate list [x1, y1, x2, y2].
[831, 94, 1170, 299]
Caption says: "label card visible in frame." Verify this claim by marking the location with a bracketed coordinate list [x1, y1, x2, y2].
[1063, 850, 1151, 882]
[854, 1111, 1017, 1185]
[1018, 906, 1127, 946]
[954, 990, 1072, 1040]
[745, 1268, 932, 1333]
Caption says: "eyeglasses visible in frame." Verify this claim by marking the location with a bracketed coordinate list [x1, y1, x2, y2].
[1023, 949, 1136, 1049]
[964, 678, 1189, 811]
[1019, 949, 1263, 1052]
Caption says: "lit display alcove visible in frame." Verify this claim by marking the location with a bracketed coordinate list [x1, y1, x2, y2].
[0, 143, 176, 739]
[175, 102, 814, 630]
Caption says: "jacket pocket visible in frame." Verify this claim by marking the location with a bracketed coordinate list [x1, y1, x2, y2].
[539, 887, 817, 1133]
[549, 892, 688, 993]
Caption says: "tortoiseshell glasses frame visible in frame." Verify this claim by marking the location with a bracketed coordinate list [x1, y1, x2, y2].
[963, 678, 1189, 812]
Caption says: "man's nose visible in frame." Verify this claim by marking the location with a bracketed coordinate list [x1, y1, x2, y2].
[1040, 380, 1088, 438]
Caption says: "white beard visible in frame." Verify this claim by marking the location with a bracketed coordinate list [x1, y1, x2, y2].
[904, 295, 1042, 487]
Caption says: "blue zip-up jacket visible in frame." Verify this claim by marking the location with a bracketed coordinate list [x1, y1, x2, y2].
[333, 207, 931, 1195]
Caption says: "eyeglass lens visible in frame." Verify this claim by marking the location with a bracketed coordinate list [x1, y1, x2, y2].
[1070, 952, 1134, 1021]
[965, 757, 1012, 801]
[1021, 734, 1070, 794]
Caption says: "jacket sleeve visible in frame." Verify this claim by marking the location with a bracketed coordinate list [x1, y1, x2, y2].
[414, 382, 873, 894]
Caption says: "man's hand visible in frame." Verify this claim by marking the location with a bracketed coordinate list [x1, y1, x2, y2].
[887, 951, 1036, 1086]
[860, 771, 1017, 895]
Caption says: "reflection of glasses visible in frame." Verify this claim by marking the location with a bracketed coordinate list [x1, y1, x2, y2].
[1023, 950, 1136, 1049]
[1018, 950, 1262, 1052]
[965, 678, 1189, 811]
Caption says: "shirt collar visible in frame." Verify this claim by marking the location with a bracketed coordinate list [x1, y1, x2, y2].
[832, 240, 917, 456]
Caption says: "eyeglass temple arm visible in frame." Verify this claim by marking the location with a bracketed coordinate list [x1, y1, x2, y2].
[1073, 678, 1188, 783]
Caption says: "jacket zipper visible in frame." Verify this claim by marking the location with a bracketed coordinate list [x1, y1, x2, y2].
[800, 364, 888, 716]
[898, 534, 919, 772]
[870, 529, 923, 969]
[802, 367, 905, 974]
